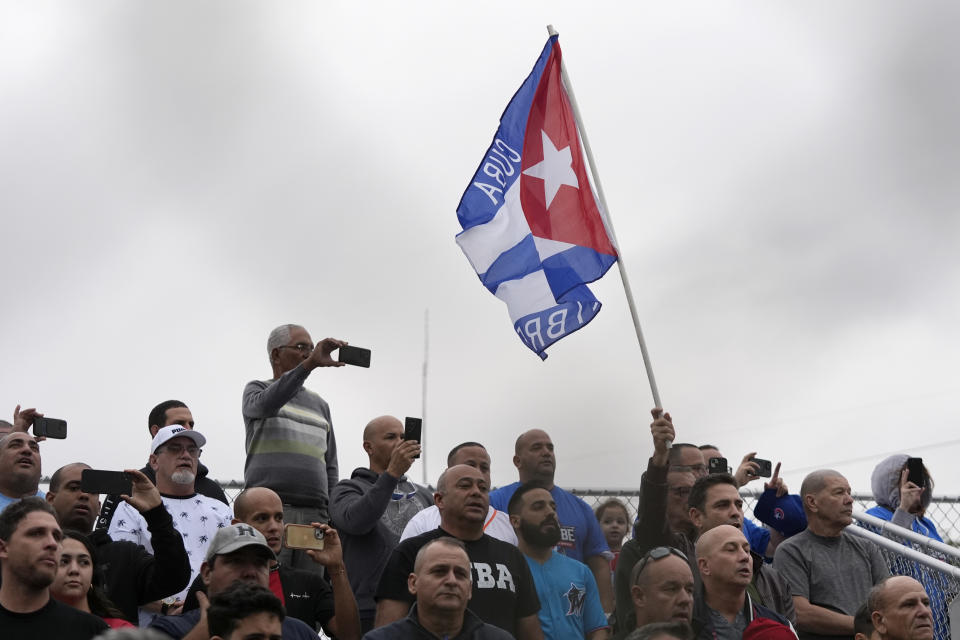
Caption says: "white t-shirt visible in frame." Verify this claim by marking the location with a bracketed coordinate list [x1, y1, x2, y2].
[108, 493, 233, 625]
[399, 504, 518, 545]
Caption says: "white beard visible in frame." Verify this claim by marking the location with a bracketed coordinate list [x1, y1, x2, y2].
[171, 470, 196, 486]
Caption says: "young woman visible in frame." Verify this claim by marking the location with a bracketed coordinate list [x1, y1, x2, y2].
[50, 530, 135, 629]
[594, 498, 630, 576]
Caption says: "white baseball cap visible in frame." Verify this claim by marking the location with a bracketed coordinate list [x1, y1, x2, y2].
[150, 424, 207, 454]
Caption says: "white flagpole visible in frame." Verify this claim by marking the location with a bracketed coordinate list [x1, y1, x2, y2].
[546, 24, 663, 411]
[421, 308, 429, 486]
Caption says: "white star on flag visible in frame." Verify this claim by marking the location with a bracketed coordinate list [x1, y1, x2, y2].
[522, 129, 579, 209]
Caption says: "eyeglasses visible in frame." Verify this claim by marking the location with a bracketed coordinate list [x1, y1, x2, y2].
[162, 443, 202, 458]
[631, 546, 689, 585]
[277, 343, 313, 354]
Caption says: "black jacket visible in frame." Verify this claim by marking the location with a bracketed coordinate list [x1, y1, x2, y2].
[90, 503, 192, 624]
[362, 604, 514, 640]
[693, 588, 795, 640]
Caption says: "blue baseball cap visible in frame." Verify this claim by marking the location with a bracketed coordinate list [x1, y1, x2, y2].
[753, 488, 807, 537]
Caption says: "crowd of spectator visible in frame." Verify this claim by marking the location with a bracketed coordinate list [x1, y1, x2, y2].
[0, 323, 945, 640]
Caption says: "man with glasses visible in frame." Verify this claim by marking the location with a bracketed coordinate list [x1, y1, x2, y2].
[109, 425, 233, 626]
[98, 399, 228, 533]
[243, 323, 347, 572]
[628, 546, 694, 636]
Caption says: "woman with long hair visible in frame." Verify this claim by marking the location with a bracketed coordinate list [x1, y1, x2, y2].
[51, 530, 135, 629]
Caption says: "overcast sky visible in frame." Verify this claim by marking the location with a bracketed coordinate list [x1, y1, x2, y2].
[2, 2, 959, 499]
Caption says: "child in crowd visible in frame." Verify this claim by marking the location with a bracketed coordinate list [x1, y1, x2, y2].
[595, 498, 630, 578]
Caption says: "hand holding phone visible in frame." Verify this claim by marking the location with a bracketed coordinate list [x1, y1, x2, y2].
[284, 523, 325, 551]
[403, 417, 422, 458]
[33, 417, 67, 439]
[906, 457, 926, 487]
[708, 457, 729, 475]
[750, 457, 773, 478]
[338, 345, 371, 368]
[81, 469, 132, 496]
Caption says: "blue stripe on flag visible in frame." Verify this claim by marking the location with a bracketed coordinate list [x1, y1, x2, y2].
[456, 36, 558, 230]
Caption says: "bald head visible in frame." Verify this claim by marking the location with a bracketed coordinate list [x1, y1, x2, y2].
[696, 524, 752, 588]
[513, 429, 556, 486]
[800, 469, 845, 501]
[361, 415, 405, 473]
[696, 524, 744, 559]
[868, 577, 933, 640]
[363, 415, 402, 442]
[233, 487, 283, 521]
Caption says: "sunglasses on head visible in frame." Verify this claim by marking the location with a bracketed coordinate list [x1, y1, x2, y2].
[630, 546, 689, 585]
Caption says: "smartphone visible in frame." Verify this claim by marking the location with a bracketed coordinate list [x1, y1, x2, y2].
[81, 469, 132, 496]
[33, 417, 67, 439]
[906, 457, 926, 487]
[708, 457, 728, 475]
[284, 523, 325, 551]
[404, 417, 422, 459]
[338, 345, 371, 368]
[751, 457, 773, 478]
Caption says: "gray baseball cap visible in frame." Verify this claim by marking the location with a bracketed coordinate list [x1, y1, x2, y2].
[204, 524, 276, 563]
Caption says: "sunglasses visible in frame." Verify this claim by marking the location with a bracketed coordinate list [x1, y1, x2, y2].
[630, 546, 689, 585]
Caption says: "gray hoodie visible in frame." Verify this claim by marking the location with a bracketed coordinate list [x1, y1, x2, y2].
[330, 467, 433, 621]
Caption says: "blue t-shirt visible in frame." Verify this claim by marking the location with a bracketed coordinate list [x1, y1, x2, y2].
[525, 550, 609, 640]
[489, 483, 609, 562]
[743, 518, 771, 558]
[0, 489, 44, 512]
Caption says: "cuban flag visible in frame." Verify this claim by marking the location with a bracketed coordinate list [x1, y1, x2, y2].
[456, 35, 618, 359]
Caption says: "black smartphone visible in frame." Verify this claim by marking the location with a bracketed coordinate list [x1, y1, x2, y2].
[708, 457, 728, 475]
[81, 469, 132, 496]
[404, 417, 422, 459]
[751, 457, 772, 478]
[338, 345, 371, 368]
[33, 417, 67, 439]
[906, 457, 926, 487]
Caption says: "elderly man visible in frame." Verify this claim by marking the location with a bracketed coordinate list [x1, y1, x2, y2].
[109, 425, 233, 625]
[509, 483, 609, 640]
[182, 486, 361, 639]
[694, 525, 794, 639]
[331, 415, 432, 632]
[490, 429, 613, 611]
[46, 462, 191, 624]
[401, 442, 516, 544]
[376, 464, 543, 639]
[627, 546, 694, 635]
[867, 577, 934, 640]
[774, 470, 888, 640]
[149, 524, 318, 639]
[0, 498, 108, 638]
[365, 537, 514, 639]
[98, 400, 227, 532]
[243, 323, 347, 571]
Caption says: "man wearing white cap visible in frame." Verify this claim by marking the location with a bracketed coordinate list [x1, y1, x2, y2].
[149, 524, 318, 640]
[108, 425, 234, 626]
